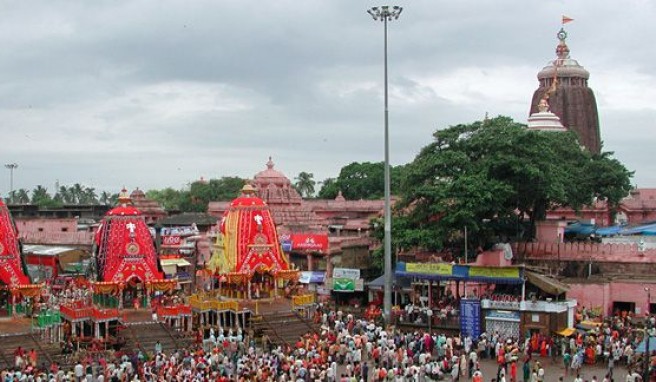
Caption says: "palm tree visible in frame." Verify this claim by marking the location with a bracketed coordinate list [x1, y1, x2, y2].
[294, 172, 316, 198]
[54, 185, 73, 204]
[31, 185, 52, 206]
[81, 186, 98, 204]
[13, 189, 30, 204]
[71, 183, 84, 204]
[99, 191, 112, 205]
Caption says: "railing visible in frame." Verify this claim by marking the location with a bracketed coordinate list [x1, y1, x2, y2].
[20, 231, 94, 246]
[519, 299, 575, 313]
[33, 310, 61, 328]
[92, 308, 120, 321]
[157, 305, 192, 318]
[514, 242, 656, 262]
[481, 299, 521, 310]
[392, 310, 460, 330]
[60, 304, 94, 320]
[292, 294, 315, 307]
[189, 294, 239, 312]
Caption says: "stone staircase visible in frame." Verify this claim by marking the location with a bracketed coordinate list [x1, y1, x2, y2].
[251, 310, 320, 347]
[0, 333, 62, 370]
[123, 322, 193, 356]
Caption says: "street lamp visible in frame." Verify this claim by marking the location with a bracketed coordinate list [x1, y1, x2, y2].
[646, 287, 652, 382]
[367, 5, 403, 323]
[4, 163, 18, 202]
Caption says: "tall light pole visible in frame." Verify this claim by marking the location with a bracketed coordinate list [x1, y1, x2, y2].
[4, 163, 18, 202]
[367, 5, 403, 322]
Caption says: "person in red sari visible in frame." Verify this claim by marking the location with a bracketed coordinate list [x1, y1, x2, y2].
[585, 345, 595, 365]
[540, 340, 547, 357]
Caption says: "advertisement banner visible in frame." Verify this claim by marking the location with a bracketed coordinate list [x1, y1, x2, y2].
[162, 236, 182, 246]
[333, 268, 360, 280]
[468, 266, 520, 279]
[406, 262, 453, 276]
[460, 298, 482, 339]
[290, 234, 329, 252]
[333, 277, 355, 292]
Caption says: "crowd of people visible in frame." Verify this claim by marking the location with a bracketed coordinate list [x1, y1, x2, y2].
[0, 302, 653, 382]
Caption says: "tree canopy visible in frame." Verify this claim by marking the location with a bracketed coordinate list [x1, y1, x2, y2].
[147, 176, 247, 212]
[393, 116, 633, 254]
[317, 161, 404, 200]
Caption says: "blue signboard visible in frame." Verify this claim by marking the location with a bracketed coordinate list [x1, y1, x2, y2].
[460, 299, 482, 339]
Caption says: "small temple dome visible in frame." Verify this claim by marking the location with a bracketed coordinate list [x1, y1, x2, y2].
[130, 188, 146, 200]
[254, 157, 292, 187]
[253, 157, 303, 206]
[527, 107, 567, 132]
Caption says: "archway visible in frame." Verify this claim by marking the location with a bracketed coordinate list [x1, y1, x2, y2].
[251, 268, 275, 299]
[123, 276, 147, 309]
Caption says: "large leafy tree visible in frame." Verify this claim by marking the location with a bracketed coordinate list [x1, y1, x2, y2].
[394, 116, 633, 254]
[294, 172, 316, 198]
[317, 162, 404, 200]
[149, 176, 247, 212]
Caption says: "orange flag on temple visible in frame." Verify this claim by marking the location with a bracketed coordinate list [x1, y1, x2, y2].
[562, 15, 574, 24]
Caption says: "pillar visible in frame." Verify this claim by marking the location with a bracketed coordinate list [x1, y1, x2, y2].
[95, 322, 100, 339]
[428, 281, 433, 309]
[307, 254, 314, 271]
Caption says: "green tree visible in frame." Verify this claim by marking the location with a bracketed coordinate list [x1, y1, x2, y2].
[146, 188, 184, 211]
[150, 176, 246, 212]
[394, 116, 633, 254]
[31, 185, 59, 207]
[317, 162, 404, 200]
[80, 186, 98, 204]
[71, 183, 84, 204]
[54, 186, 73, 204]
[99, 191, 112, 205]
[294, 172, 316, 198]
[9, 189, 30, 204]
[317, 178, 339, 199]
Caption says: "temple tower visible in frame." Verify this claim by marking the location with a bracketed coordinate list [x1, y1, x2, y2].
[529, 27, 601, 153]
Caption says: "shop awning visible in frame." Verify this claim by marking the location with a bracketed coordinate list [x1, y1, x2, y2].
[160, 258, 191, 275]
[556, 327, 576, 337]
[525, 271, 570, 295]
[160, 258, 192, 267]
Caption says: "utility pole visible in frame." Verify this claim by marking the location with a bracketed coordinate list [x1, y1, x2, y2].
[4, 163, 18, 202]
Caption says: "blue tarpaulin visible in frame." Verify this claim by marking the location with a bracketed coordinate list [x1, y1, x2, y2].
[565, 222, 597, 236]
[594, 225, 623, 237]
[620, 223, 656, 235]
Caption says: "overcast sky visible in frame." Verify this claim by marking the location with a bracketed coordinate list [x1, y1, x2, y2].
[1, 0, 655, 197]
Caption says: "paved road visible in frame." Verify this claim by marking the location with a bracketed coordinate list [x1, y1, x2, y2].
[474, 357, 629, 382]
[351, 356, 631, 382]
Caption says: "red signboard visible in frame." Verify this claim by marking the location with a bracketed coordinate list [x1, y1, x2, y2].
[162, 236, 182, 246]
[290, 234, 329, 253]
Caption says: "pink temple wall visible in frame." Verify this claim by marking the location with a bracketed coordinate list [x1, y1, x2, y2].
[14, 218, 93, 246]
[513, 242, 656, 263]
[568, 281, 656, 317]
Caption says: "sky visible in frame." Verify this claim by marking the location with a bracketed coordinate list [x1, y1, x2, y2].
[1, 0, 655, 197]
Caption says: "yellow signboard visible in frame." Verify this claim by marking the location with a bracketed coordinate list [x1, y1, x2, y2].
[468, 266, 519, 279]
[406, 263, 453, 275]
